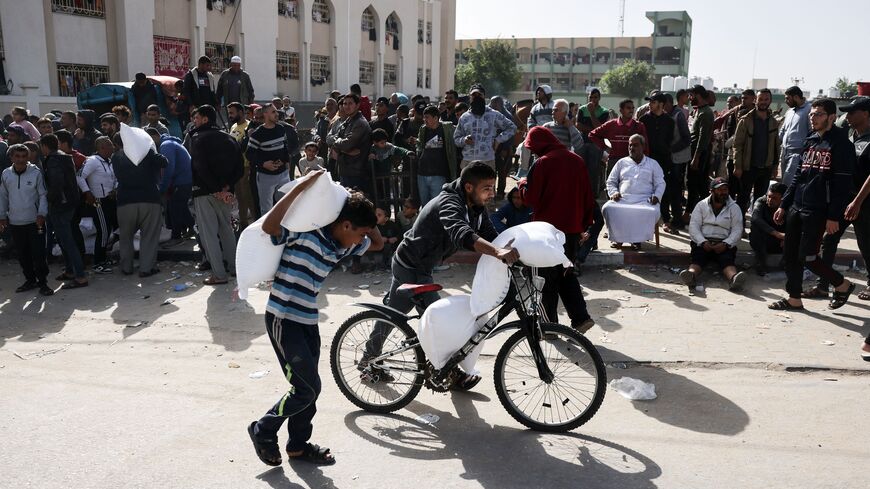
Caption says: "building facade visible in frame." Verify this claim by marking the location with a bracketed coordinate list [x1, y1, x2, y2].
[0, 0, 456, 115]
[456, 10, 691, 98]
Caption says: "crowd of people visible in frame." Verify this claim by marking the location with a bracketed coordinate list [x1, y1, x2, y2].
[2, 52, 870, 464]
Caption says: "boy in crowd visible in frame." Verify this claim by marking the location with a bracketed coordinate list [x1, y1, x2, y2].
[0, 144, 53, 295]
[375, 206, 403, 268]
[298, 141, 324, 176]
[369, 128, 412, 203]
[248, 170, 383, 467]
[397, 196, 419, 232]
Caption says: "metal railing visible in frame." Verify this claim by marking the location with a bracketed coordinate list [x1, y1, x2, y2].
[57, 63, 109, 97]
[51, 0, 105, 18]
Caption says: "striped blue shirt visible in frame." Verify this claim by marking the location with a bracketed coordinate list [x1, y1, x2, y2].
[266, 227, 370, 324]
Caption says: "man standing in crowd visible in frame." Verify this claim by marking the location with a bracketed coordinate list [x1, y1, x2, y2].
[184, 56, 218, 110]
[149, 128, 192, 249]
[805, 97, 870, 301]
[100, 114, 120, 141]
[681, 177, 746, 291]
[415, 105, 457, 206]
[350, 84, 372, 121]
[521, 126, 596, 332]
[327, 93, 373, 197]
[733, 89, 779, 214]
[370, 97, 395, 141]
[589, 98, 649, 179]
[187, 105, 243, 285]
[778, 86, 811, 185]
[769, 99, 856, 311]
[686, 85, 714, 220]
[542, 99, 584, 154]
[602, 134, 664, 250]
[60, 111, 78, 134]
[73, 110, 101, 156]
[723, 89, 756, 195]
[453, 84, 516, 170]
[750, 182, 787, 276]
[441, 89, 459, 124]
[395, 101, 425, 151]
[131, 73, 158, 122]
[247, 104, 292, 216]
[639, 91, 676, 229]
[228, 102, 258, 227]
[80, 136, 117, 271]
[112, 106, 132, 126]
[0, 144, 53, 296]
[576, 88, 610, 137]
[143, 105, 169, 135]
[41, 134, 87, 288]
[527, 84, 554, 129]
[217, 56, 255, 109]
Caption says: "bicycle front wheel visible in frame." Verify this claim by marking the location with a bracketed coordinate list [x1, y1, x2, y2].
[494, 323, 606, 432]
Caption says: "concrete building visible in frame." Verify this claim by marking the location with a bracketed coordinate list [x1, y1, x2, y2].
[0, 0, 456, 115]
[455, 10, 691, 98]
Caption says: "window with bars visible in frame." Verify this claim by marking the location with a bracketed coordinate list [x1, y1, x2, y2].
[359, 61, 374, 85]
[276, 50, 299, 80]
[51, 0, 105, 18]
[310, 54, 330, 84]
[312, 0, 330, 24]
[426, 21, 432, 44]
[384, 64, 397, 86]
[361, 8, 374, 31]
[277, 0, 298, 18]
[425, 69, 431, 89]
[417, 20, 424, 44]
[205, 42, 235, 73]
[416, 68, 423, 88]
[57, 63, 109, 97]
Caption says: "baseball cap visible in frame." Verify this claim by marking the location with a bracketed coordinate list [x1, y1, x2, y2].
[469, 84, 486, 96]
[645, 90, 667, 103]
[838, 96, 870, 113]
[230, 56, 242, 64]
[414, 100, 427, 113]
[376, 96, 390, 106]
[304, 141, 319, 150]
[710, 177, 729, 190]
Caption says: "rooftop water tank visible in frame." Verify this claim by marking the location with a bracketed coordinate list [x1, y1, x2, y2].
[660, 76, 675, 92]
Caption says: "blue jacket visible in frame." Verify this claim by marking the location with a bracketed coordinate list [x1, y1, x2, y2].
[490, 202, 532, 233]
[158, 134, 192, 192]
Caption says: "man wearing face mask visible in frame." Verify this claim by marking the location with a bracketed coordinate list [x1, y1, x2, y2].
[680, 177, 746, 291]
[453, 84, 516, 170]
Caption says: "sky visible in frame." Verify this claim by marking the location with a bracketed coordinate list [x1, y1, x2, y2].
[455, 0, 867, 95]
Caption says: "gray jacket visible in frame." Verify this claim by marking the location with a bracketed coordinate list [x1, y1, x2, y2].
[454, 107, 516, 161]
[327, 111, 371, 178]
[0, 164, 47, 225]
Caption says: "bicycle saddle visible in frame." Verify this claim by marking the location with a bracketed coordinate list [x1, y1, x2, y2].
[396, 283, 443, 297]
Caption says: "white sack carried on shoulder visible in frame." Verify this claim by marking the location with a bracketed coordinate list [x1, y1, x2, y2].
[492, 221, 571, 268]
[470, 254, 510, 316]
[418, 295, 488, 374]
[234, 213, 283, 301]
[277, 172, 349, 232]
[119, 123, 156, 166]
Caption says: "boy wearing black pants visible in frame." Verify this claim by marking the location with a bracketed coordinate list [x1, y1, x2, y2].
[0, 144, 53, 295]
[248, 170, 383, 466]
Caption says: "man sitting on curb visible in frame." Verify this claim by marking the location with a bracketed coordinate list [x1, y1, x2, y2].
[680, 177, 747, 291]
[749, 182, 787, 276]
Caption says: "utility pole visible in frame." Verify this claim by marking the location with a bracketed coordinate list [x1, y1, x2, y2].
[618, 0, 626, 36]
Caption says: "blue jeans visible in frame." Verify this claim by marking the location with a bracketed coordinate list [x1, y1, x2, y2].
[417, 175, 447, 206]
[49, 206, 85, 279]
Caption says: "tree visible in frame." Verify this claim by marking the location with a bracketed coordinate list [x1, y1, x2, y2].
[454, 39, 521, 95]
[833, 77, 858, 98]
[599, 60, 656, 101]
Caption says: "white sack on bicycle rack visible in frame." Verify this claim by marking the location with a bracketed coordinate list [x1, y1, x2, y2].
[492, 221, 571, 268]
[470, 254, 510, 316]
[418, 295, 487, 374]
[277, 172, 349, 232]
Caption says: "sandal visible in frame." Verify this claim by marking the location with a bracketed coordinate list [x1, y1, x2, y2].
[858, 287, 870, 301]
[287, 443, 336, 466]
[451, 370, 482, 392]
[768, 298, 804, 311]
[829, 283, 856, 310]
[801, 286, 829, 299]
[247, 422, 282, 466]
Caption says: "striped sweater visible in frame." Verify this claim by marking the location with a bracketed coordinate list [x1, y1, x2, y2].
[542, 121, 584, 154]
[246, 124, 290, 175]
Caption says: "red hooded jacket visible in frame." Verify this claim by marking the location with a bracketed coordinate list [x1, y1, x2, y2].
[519, 126, 595, 234]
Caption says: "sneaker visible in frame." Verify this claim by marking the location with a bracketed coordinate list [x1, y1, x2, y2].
[93, 264, 113, 274]
[729, 271, 746, 291]
[679, 269, 696, 287]
[573, 318, 595, 334]
[39, 284, 55, 296]
[15, 281, 38, 293]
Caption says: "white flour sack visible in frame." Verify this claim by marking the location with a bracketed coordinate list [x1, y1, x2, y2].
[234, 214, 282, 301]
[277, 172, 349, 232]
[470, 254, 510, 316]
[418, 295, 488, 374]
[119, 124, 156, 165]
[492, 221, 571, 268]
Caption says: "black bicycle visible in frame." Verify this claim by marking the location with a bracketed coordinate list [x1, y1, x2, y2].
[329, 263, 606, 432]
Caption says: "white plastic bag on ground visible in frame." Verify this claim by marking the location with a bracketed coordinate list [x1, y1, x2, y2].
[235, 214, 283, 301]
[119, 123, 156, 165]
[492, 221, 571, 268]
[609, 377, 657, 400]
[418, 295, 487, 374]
[470, 254, 510, 316]
[277, 172, 349, 232]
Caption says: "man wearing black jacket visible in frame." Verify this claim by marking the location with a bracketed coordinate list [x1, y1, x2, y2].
[770, 99, 856, 311]
[327, 93, 372, 197]
[187, 105, 243, 285]
[640, 92, 676, 228]
[41, 134, 87, 288]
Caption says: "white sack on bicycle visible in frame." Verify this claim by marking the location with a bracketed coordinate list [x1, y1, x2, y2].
[277, 172, 349, 232]
[419, 295, 488, 374]
[491, 221, 571, 268]
[470, 254, 511, 316]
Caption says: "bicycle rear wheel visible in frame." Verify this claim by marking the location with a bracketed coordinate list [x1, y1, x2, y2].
[330, 310, 425, 413]
[494, 323, 606, 432]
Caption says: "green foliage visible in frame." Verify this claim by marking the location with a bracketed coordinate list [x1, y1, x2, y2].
[454, 39, 521, 95]
[833, 77, 858, 98]
[599, 60, 656, 101]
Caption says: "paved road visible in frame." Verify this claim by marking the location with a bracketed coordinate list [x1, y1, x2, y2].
[1, 261, 867, 488]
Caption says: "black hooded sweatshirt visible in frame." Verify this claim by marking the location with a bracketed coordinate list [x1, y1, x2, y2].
[72, 109, 101, 156]
[186, 124, 243, 198]
[394, 178, 497, 272]
[781, 124, 856, 220]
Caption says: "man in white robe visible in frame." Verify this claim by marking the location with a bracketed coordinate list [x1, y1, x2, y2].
[602, 134, 666, 249]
